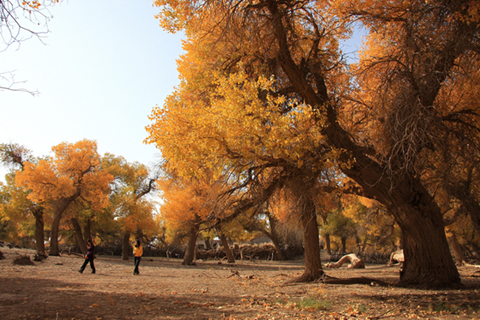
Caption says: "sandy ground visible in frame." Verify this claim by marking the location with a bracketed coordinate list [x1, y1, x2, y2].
[1, 246, 480, 320]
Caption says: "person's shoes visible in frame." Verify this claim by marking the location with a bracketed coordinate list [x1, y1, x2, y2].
[91, 271, 95, 274]
[79, 270, 83, 274]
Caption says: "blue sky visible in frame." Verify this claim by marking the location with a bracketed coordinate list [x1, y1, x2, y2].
[1, 0, 184, 181]
[1, 1, 364, 182]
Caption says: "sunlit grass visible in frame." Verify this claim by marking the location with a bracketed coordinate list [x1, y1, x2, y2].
[276, 296, 332, 311]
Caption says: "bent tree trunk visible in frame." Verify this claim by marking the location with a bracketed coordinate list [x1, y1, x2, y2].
[218, 229, 235, 263]
[32, 207, 45, 256]
[71, 218, 87, 254]
[49, 194, 80, 256]
[122, 231, 131, 260]
[341, 155, 461, 288]
[183, 223, 200, 265]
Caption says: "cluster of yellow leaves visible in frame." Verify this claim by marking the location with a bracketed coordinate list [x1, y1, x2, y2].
[147, 71, 326, 179]
[15, 139, 113, 211]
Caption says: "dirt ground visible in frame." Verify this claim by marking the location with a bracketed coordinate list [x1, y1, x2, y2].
[1, 247, 480, 320]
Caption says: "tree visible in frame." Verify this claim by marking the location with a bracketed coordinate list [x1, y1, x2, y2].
[0, 143, 47, 255]
[102, 154, 158, 260]
[148, 0, 480, 288]
[15, 139, 113, 256]
[158, 172, 215, 265]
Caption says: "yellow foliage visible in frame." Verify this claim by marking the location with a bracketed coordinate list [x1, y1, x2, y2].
[15, 139, 113, 211]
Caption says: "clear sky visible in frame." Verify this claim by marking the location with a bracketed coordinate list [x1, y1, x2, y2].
[0, 0, 184, 181]
[1, 1, 364, 183]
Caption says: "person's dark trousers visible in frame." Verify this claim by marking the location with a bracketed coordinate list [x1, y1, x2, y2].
[134, 257, 141, 275]
[79, 257, 95, 274]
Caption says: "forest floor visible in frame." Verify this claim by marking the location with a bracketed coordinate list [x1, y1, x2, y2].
[1, 247, 480, 320]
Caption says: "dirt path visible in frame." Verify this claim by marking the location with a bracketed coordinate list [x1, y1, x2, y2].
[1, 247, 480, 319]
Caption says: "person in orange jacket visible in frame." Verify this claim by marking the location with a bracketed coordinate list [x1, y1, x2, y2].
[133, 239, 143, 275]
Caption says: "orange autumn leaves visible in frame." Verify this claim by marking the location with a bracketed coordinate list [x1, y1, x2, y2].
[15, 139, 112, 211]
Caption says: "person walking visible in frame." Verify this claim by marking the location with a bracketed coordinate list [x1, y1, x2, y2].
[133, 239, 143, 275]
[79, 239, 96, 274]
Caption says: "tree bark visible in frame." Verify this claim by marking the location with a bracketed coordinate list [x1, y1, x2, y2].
[31, 207, 45, 256]
[122, 231, 131, 260]
[267, 214, 286, 260]
[218, 229, 235, 263]
[49, 193, 80, 256]
[447, 230, 465, 266]
[84, 218, 92, 242]
[71, 218, 87, 254]
[324, 234, 331, 255]
[296, 195, 323, 282]
[182, 223, 199, 265]
[204, 237, 212, 250]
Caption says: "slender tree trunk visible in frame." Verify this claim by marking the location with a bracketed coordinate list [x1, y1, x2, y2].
[122, 231, 131, 260]
[325, 234, 331, 255]
[218, 229, 235, 263]
[341, 237, 347, 254]
[71, 218, 87, 254]
[49, 212, 62, 256]
[32, 207, 45, 256]
[182, 223, 199, 265]
[204, 237, 212, 250]
[447, 230, 465, 266]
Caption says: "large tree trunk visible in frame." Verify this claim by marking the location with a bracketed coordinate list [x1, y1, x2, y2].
[296, 195, 323, 282]
[343, 157, 461, 288]
[218, 229, 235, 263]
[122, 231, 131, 260]
[84, 218, 92, 242]
[31, 207, 45, 256]
[287, 174, 323, 282]
[71, 218, 87, 254]
[182, 223, 199, 265]
[268, 215, 286, 260]
[49, 195, 79, 256]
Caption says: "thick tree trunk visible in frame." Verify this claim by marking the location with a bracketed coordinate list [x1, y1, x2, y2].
[341, 157, 461, 287]
[122, 231, 131, 260]
[218, 230, 235, 263]
[296, 196, 323, 282]
[182, 223, 199, 265]
[32, 207, 45, 256]
[49, 195, 79, 256]
[84, 218, 92, 242]
[268, 215, 286, 260]
[71, 218, 87, 254]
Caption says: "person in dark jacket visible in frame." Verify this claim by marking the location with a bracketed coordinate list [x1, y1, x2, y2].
[79, 239, 96, 274]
